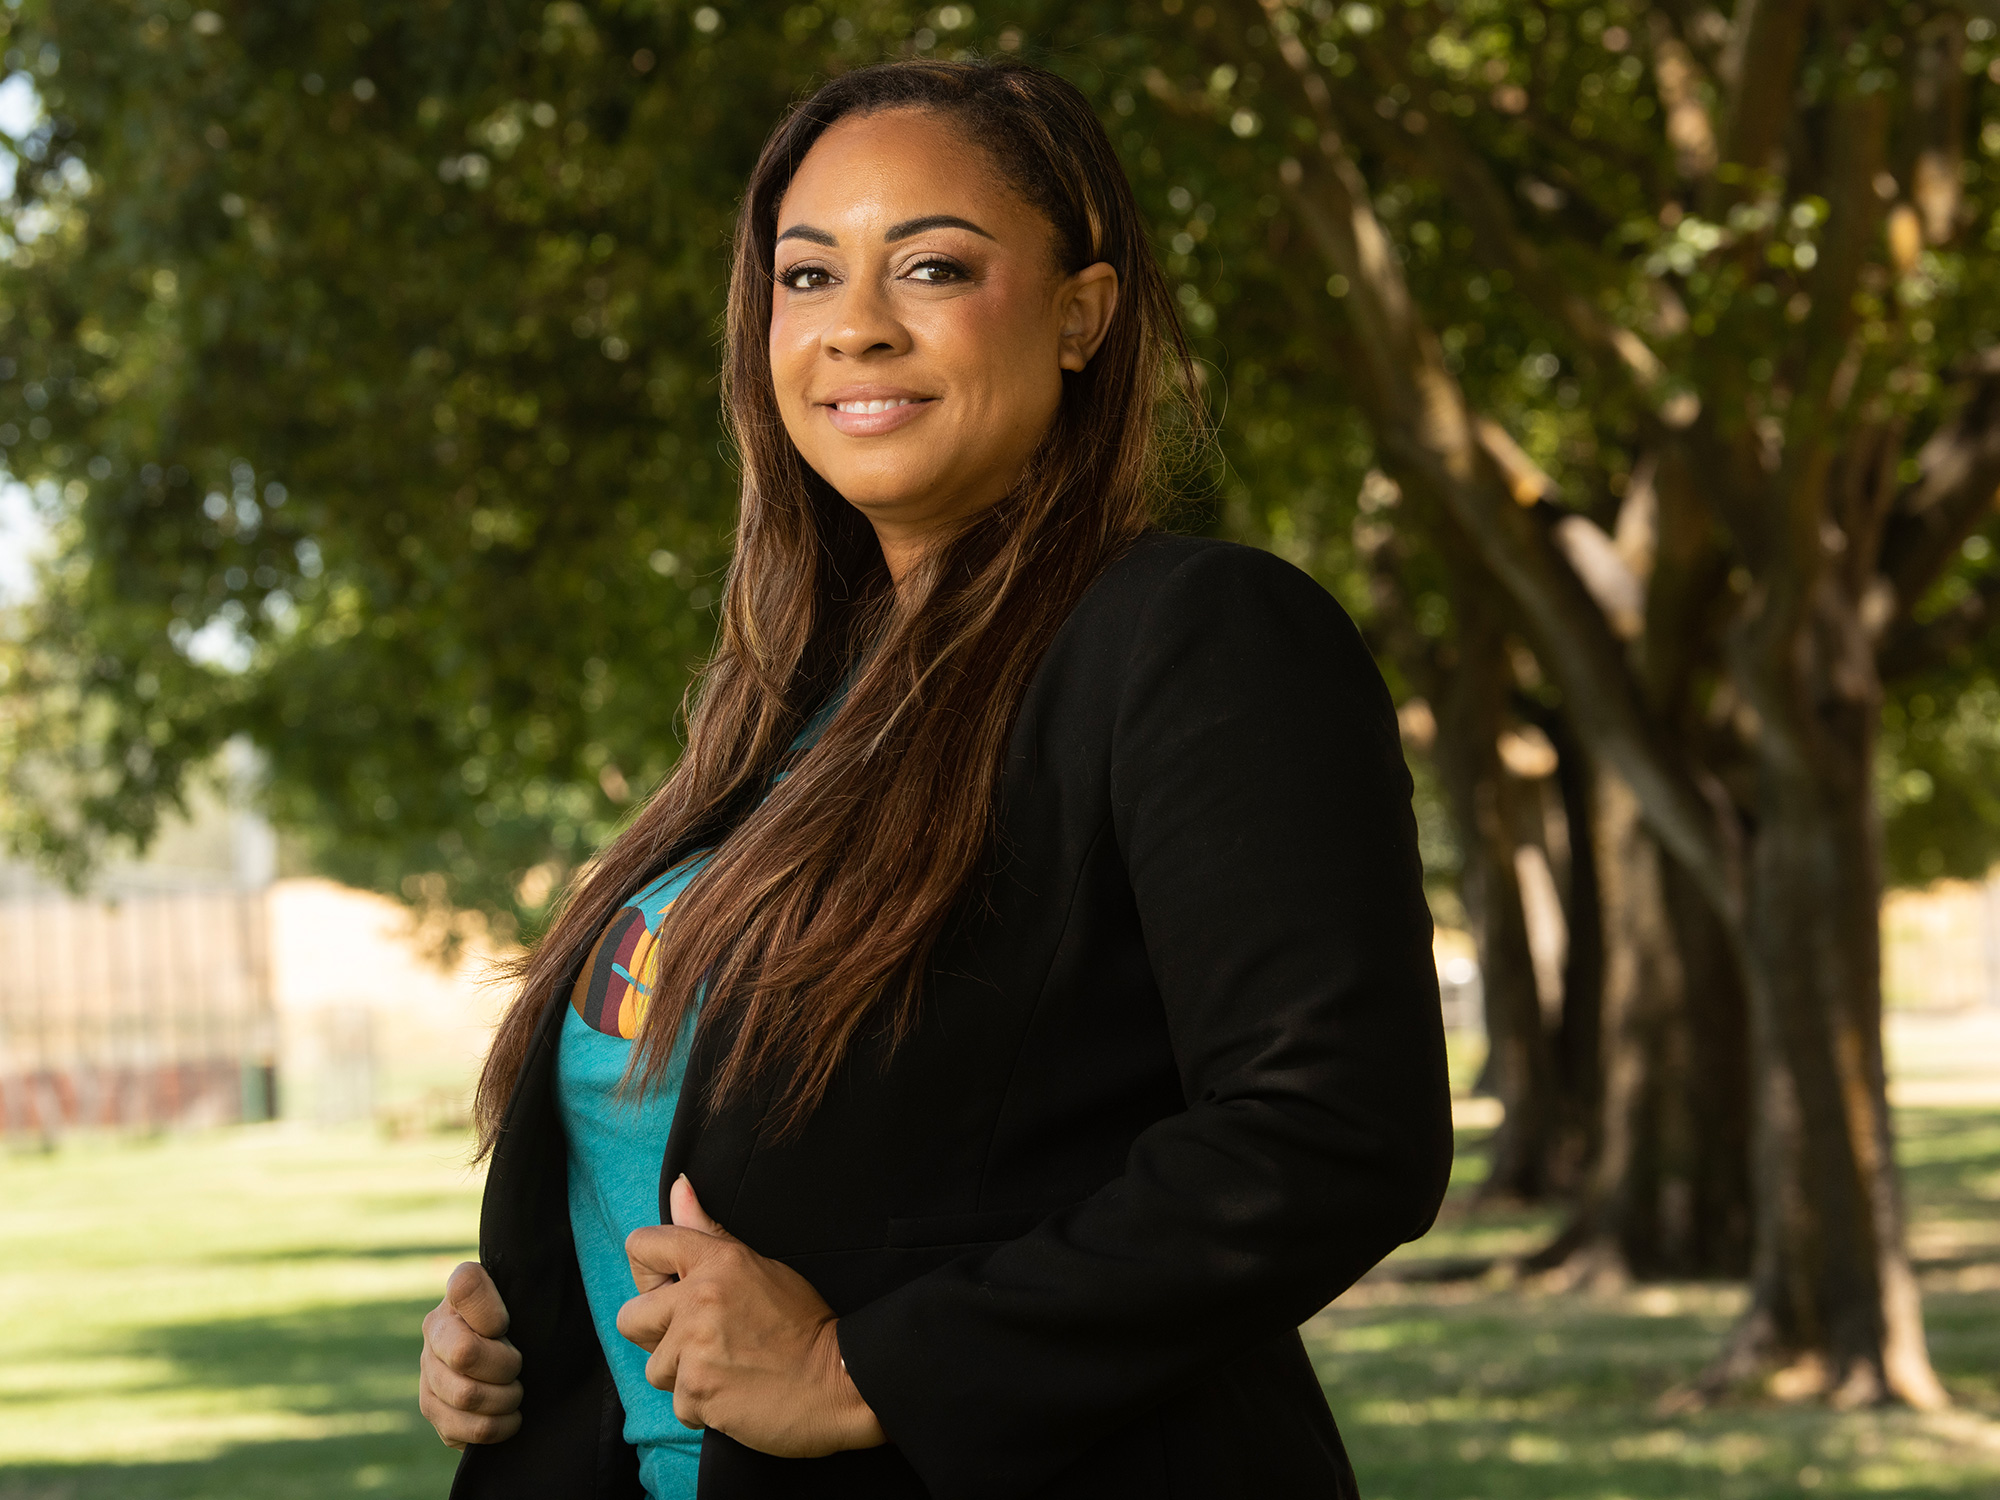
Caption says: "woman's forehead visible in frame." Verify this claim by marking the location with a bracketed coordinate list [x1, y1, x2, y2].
[776, 109, 1026, 238]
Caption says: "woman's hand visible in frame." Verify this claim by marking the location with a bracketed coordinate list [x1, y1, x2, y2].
[619, 1175, 887, 1458]
[419, 1261, 525, 1449]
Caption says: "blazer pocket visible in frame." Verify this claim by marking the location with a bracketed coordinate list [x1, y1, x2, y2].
[885, 1207, 1049, 1249]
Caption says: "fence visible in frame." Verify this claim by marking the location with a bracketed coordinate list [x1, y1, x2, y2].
[1882, 872, 2000, 1012]
[0, 868, 277, 1140]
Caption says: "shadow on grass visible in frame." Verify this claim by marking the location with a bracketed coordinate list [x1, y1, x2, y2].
[1310, 1107, 2000, 1500]
[1898, 1109, 2000, 1208]
[0, 1430, 459, 1500]
[0, 1296, 461, 1500]
[1310, 1284, 1998, 1500]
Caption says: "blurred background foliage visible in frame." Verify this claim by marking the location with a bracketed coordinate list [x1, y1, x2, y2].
[0, 0, 1994, 931]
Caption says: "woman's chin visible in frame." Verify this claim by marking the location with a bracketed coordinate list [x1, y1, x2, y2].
[823, 473, 956, 522]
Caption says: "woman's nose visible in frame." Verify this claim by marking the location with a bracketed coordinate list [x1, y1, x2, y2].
[823, 277, 909, 359]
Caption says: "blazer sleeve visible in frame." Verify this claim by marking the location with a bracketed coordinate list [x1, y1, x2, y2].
[835, 542, 1454, 1499]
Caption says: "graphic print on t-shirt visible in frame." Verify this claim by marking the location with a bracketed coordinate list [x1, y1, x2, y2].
[565, 693, 841, 1043]
[568, 860, 703, 1041]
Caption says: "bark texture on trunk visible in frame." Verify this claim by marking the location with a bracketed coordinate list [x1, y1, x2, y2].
[1662, 855, 1755, 1277]
[1715, 584, 1946, 1407]
[1547, 713, 1604, 1187]
[1547, 765, 1750, 1283]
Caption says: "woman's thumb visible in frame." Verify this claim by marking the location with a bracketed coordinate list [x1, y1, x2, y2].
[668, 1173, 727, 1237]
[446, 1261, 512, 1340]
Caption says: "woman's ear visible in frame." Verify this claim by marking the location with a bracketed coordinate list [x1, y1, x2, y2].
[1057, 263, 1120, 372]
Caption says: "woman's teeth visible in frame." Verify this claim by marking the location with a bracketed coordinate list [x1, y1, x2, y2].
[834, 398, 917, 413]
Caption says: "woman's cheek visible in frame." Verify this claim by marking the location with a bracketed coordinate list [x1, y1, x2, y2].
[768, 301, 817, 372]
[924, 297, 1044, 417]
[954, 278, 1038, 356]
[984, 282, 1063, 393]
[767, 317, 817, 439]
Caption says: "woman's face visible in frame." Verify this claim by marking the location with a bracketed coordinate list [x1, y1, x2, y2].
[768, 108, 1118, 579]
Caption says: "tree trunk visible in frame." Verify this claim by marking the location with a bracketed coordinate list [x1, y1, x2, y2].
[1545, 708, 1604, 1186]
[1542, 763, 1750, 1282]
[1432, 585, 1559, 1201]
[1661, 852, 1755, 1276]
[1713, 589, 1946, 1406]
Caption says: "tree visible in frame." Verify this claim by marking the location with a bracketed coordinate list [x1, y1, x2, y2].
[0, 0, 799, 916]
[1183, 0, 1998, 1404]
[6, 0, 1999, 1404]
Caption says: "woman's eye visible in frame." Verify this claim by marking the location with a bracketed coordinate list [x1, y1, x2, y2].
[905, 259, 965, 284]
[779, 265, 833, 291]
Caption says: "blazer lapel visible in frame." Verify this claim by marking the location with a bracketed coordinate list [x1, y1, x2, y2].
[656, 1009, 765, 1227]
[479, 983, 583, 1377]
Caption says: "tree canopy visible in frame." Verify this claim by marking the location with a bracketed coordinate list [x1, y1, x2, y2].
[5, 2, 1993, 924]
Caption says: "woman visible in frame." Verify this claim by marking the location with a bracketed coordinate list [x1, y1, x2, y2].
[420, 58, 1452, 1500]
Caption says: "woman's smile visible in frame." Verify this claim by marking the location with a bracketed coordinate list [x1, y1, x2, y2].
[820, 386, 938, 437]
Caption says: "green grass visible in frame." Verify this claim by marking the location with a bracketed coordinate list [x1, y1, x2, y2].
[2, 1112, 1998, 1499]
[1306, 1108, 2000, 1499]
[0, 1125, 482, 1500]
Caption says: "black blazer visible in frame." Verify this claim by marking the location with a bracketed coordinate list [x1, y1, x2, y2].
[452, 534, 1454, 1500]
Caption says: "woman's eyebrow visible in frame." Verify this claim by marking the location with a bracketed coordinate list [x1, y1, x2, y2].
[884, 214, 994, 242]
[776, 223, 837, 247]
[775, 214, 996, 249]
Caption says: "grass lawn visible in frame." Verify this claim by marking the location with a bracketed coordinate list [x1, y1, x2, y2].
[2, 1110, 1998, 1499]
[1307, 1107, 2000, 1498]
[0, 1125, 482, 1500]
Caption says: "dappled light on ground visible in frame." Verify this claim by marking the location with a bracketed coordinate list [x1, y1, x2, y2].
[1, 1111, 1997, 1498]
[0, 1127, 480, 1499]
[1307, 1111, 2000, 1499]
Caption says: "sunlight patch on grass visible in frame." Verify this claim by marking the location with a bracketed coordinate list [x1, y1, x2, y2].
[0, 1400, 408, 1465]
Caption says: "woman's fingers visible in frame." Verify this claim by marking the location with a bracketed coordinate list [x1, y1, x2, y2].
[424, 1300, 524, 1384]
[423, 1345, 524, 1417]
[420, 1387, 523, 1447]
[648, 1339, 686, 1402]
[626, 1221, 731, 1294]
[418, 1268, 526, 1450]
[417, 1337, 524, 1447]
[612, 1225, 883, 1453]
[616, 1272, 685, 1353]
[671, 1384, 708, 1432]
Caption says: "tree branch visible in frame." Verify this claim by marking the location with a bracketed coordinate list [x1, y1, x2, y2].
[1347, 18, 1670, 398]
[1649, 14, 1719, 179]
[1639, 445, 1736, 719]
[1879, 351, 2000, 613]
[1768, 89, 1890, 614]
[1715, 0, 1814, 179]
[1242, 6, 1736, 918]
[1322, 11, 1767, 570]
[1909, 17, 1967, 247]
[1878, 570, 2000, 681]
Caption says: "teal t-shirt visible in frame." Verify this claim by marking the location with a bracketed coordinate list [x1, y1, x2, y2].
[555, 697, 839, 1497]
[556, 856, 708, 1500]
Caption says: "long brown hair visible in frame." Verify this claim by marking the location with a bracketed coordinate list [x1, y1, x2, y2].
[475, 58, 1198, 1151]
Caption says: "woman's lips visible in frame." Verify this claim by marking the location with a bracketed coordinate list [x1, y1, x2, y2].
[822, 396, 936, 437]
